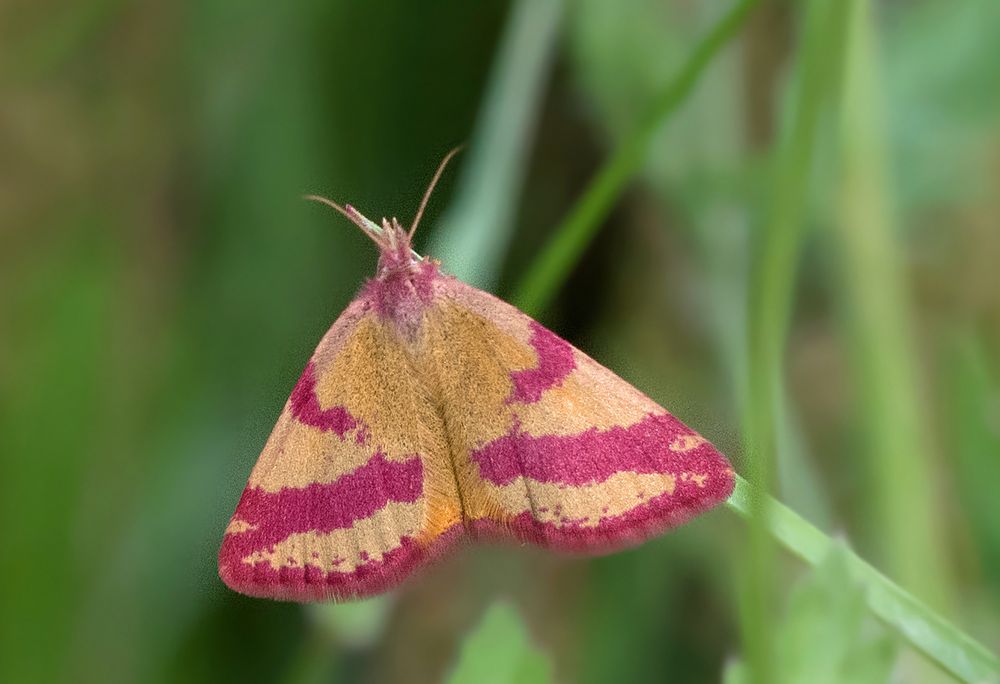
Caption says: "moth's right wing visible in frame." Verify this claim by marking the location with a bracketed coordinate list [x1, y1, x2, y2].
[424, 279, 735, 553]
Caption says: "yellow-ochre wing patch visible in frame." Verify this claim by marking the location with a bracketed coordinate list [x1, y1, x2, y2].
[218, 302, 462, 601]
[423, 279, 735, 553]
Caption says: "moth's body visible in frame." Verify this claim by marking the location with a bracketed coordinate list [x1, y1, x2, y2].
[220, 198, 734, 602]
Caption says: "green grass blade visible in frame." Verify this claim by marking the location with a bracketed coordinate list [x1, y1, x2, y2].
[727, 542, 898, 684]
[427, 0, 563, 288]
[739, 0, 850, 680]
[726, 477, 1000, 683]
[512, 0, 761, 316]
[832, 0, 955, 611]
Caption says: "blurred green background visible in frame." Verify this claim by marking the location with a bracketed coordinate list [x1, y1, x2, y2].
[2, 0, 999, 682]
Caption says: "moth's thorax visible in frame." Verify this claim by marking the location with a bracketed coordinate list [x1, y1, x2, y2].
[363, 249, 439, 338]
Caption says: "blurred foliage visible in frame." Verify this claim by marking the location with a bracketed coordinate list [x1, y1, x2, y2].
[445, 602, 553, 684]
[2, 0, 1000, 683]
[724, 545, 896, 684]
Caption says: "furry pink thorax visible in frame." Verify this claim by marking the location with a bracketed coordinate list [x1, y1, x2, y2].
[361, 224, 439, 334]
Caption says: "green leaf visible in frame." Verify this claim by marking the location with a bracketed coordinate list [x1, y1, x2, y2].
[842, 638, 897, 684]
[308, 598, 392, 650]
[727, 544, 898, 684]
[779, 546, 896, 684]
[723, 659, 750, 684]
[446, 602, 553, 684]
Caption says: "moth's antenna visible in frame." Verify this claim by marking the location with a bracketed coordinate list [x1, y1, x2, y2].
[303, 195, 384, 248]
[382, 218, 396, 250]
[409, 145, 464, 240]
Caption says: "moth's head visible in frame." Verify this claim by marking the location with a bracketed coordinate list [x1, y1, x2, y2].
[370, 215, 418, 275]
[303, 146, 462, 278]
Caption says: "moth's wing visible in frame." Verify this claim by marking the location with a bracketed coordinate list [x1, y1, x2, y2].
[425, 278, 735, 553]
[219, 301, 462, 601]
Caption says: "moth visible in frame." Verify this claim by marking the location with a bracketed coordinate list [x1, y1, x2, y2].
[219, 150, 735, 601]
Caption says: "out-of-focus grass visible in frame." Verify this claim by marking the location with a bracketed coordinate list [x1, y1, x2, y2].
[947, 335, 1000, 622]
[725, 545, 896, 684]
[834, 0, 954, 610]
[741, 0, 849, 680]
[0, 235, 120, 683]
[512, 0, 760, 316]
[510, 0, 1000, 679]
[3, 1, 1000, 683]
[427, 0, 562, 289]
[726, 479, 1000, 683]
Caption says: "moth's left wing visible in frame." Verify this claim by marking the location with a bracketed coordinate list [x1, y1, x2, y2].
[219, 303, 463, 601]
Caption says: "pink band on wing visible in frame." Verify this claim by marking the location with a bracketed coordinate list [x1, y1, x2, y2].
[290, 362, 359, 438]
[507, 321, 576, 404]
[471, 462, 733, 553]
[221, 453, 422, 554]
[471, 413, 718, 486]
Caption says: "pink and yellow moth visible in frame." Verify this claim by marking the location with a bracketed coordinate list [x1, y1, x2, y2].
[219, 151, 735, 602]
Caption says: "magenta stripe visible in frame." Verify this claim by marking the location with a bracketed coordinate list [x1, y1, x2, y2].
[219, 452, 422, 563]
[507, 322, 576, 404]
[219, 524, 466, 602]
[290, 362, 358, 437]
[472, 413, 717, 486]
[470, 457, 733, 552]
